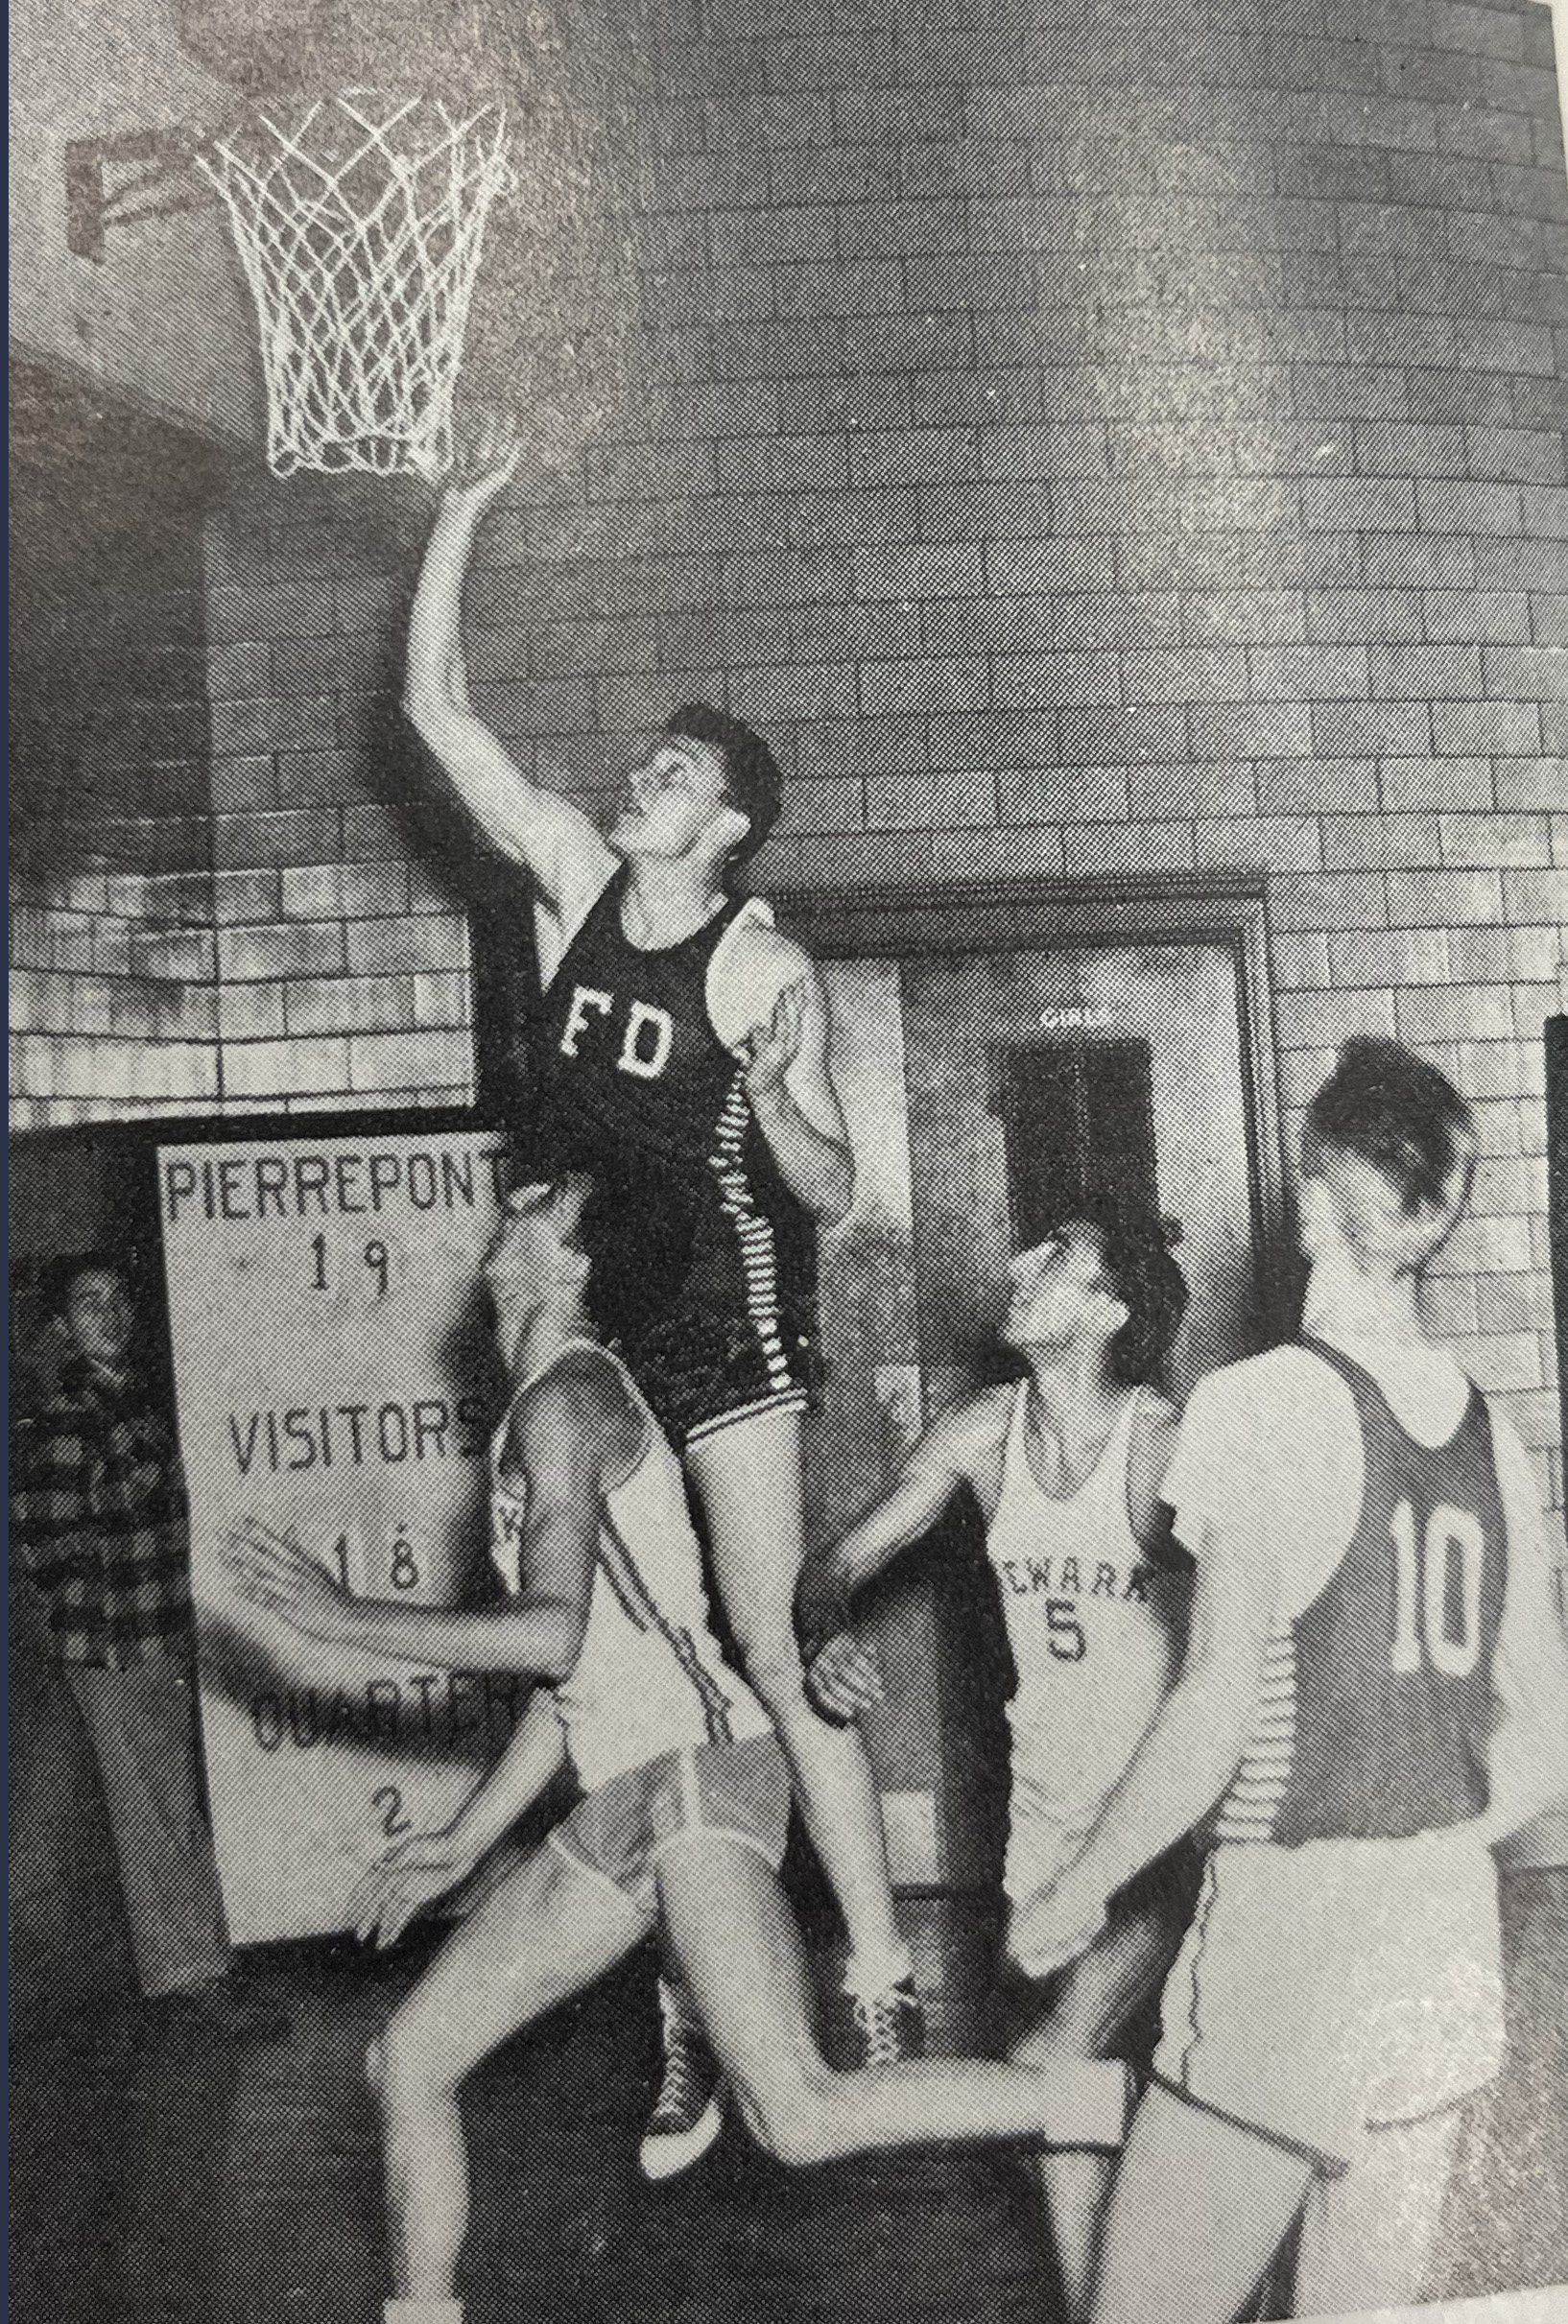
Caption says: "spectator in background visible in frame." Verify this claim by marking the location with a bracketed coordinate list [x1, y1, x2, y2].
[10, 1251, 286, 2042]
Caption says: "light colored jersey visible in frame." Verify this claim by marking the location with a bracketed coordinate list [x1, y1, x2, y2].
[986, 1382, 1183, 1829]
[487, 1340, 770, 1788]
[1164, 1333, 1568, 1849]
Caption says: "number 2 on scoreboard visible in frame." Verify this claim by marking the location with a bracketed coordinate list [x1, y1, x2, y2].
[372, 1785, 412, 1839]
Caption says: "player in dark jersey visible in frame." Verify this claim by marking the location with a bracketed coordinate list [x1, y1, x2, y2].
[1009, 1039, 1568, 2320]
[403, 415, 919, 2163]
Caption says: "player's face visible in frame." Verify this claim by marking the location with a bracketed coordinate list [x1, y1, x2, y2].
[64, 1269, 134, 1369]
[607, 736, 743, 866]
[483, 1179, 591, 1328]
[1002, 1225, 1120, 1353]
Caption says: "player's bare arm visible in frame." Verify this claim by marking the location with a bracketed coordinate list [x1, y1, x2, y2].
[226, 1357, 638, 1679]
[348, 1690, 569, 1953]
[404, 410, 615, 929]
[712, 927, 854, 1225]
[802, 1391, 1012, 1719]
[1010, 1509, 1280, 1977]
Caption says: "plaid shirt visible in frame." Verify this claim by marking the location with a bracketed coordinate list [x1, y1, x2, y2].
[10, 1358, 195, 1671]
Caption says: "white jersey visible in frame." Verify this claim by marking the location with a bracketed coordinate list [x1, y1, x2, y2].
[987, 1382, 1183, 1828]
[487, 1340, 771, 1789]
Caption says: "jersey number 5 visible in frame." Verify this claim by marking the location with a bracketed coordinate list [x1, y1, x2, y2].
[1390, 1500, 1484, 1679]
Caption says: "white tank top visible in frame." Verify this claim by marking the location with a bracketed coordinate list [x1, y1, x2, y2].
[986, 1382, 1182, 1818]
[487, 1340, 770, 1788]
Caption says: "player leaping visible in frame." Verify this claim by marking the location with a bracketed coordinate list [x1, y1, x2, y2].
[402, 415, 918, 2161]
[1010, 1039, 1568, 2322]
[226, 1177, 1132, 2324]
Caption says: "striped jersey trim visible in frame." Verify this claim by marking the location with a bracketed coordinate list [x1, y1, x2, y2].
[1215, 1624, 1297, 1844]
[709, 1071, 796, 1396]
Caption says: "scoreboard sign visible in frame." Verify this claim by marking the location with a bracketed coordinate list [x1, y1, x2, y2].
[158, 1125, 522, 1941]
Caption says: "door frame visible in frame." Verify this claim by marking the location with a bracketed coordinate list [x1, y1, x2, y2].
[773, 868, 1292, 1345]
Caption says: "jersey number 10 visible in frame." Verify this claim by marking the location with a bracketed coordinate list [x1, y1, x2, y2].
[1390, 1500, 1484, 1679]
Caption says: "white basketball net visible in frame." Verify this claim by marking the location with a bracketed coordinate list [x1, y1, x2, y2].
[199, 92, 513, 481]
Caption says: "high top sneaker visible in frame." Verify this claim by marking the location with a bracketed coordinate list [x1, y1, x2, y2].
[638, 1978, 725, 2182]
[847, 1972, 926, 2069]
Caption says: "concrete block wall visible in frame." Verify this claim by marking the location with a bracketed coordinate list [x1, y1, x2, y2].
[9, 370, 226, 1126]
[440, 0, 1567, 1535]
[8, 0, 1566, 1543]
[8, 470, 477, 1126]
[197, 480, 475, 1115]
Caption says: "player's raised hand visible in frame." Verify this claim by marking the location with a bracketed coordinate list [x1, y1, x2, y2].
[806, 1629, 885, 1721]
[223, 1516, 357, 1646]
[440, 406, 522, 520]
[742, 977, 811, 1106]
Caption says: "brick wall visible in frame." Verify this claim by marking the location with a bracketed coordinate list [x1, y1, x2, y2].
[199, 478, 474, 1115]
[9, 396, 476, 1124]
[8, 0, 1566, 1541]
[443, 0, 1568, 1536]
[10, 365, 225, 1125]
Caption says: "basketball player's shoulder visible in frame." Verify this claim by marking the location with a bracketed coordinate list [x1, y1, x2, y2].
[1172, 1345, 1348, 1505]
[508, 1347, 643, 1481]
[721, 909, 817, 1003]
[917, 1383, 1014, 1478]
[1186, 1342, 1333, 1426]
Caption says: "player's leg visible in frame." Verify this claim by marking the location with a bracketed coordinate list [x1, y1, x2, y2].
[639, 1942, 726, 2182]
[656, 1831, 1130, 2167]
[1291, 2106, 1463, 2317]
[370, 1838, 646, 2308]
[1010, 1889, 1187, 2324]
[685, 1404, 915, 2037]
[1090, 2086, 1312, 2324]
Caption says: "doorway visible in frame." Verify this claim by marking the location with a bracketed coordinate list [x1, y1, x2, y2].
[794, 876, 1285, 1896]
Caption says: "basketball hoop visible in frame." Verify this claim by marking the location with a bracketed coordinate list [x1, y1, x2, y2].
[198, 91, 513, 482]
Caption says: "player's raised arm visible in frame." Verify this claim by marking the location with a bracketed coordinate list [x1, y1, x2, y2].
[725, 937, 854, 1226]
[403, 411, 615, 927]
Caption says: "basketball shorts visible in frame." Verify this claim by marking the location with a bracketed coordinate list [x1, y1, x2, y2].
[1151, 1831, 1505, 2173]
[614, 1223, 823, 1452]
[548, 1730, 792, 1923]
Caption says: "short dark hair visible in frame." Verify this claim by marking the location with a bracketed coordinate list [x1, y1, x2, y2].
[663, 703, 784, 877]
[1303, 1037, 1475, 1219]
[38, 1249, 132, 1321]
[1041, 1198, 1190, 1387]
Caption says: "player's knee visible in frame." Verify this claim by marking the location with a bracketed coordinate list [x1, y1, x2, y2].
[734, 2060, 839, 2169]
[374, 2007, 452, 2112]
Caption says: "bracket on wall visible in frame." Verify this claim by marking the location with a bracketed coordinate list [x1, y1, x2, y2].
[65, 129, 208, 263]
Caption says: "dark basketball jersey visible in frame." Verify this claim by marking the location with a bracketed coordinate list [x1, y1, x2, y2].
[519, 870, 817, 1350]
[1217, 1340, 1508, 1849]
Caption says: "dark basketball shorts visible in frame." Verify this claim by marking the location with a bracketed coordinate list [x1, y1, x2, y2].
[547, 1730, 793, 1922]
[612, 1227, 824, 1451]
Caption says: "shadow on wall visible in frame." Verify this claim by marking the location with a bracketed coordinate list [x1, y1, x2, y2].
[10, 359, 221, 873]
